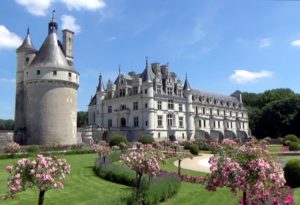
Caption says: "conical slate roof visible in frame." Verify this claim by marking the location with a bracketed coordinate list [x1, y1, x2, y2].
[183, 76, 191, 91]
[16, 32, 36, 53]
[141, 66, 155, 83]
[30, 32, 70, 69]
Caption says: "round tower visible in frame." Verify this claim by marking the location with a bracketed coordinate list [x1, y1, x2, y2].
[183, 74, 194, 140]
[96, 74, 106, 127]
[14, 28, 37, 144]
[142, 58, 155, 133]
[23, 14, 80, 145]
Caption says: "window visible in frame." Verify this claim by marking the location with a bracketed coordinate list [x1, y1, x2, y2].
[68, 72, 72, 77]
[145, 121, 148, 126]
[145, 103, 148, 108]
[133, 87, 138, 95]
[168, 100, 174, 110]
[37, 70, 40, 75]
[167, 114, 173, 127]
[217, 110, 220, 116]
[196, 107, 198, 114]
[167, 87, 173, 96]
[202, 107, 205, 114]
[182, 133, 185, 139]
[108, 92, 112, 99]
[108, 119, 112, 128]
[199, 120, 202, 128]
[224, 110, 226, 116]
[134, 117, 139, 127]
[108, 106, 112, 113]
[157, 115, 163, 127]
[178, 89, 182, 97]
[179, 117, 183, 127]
[25, 57, 29, 64]
[53, 70, 57, 76]
[133, 102, 138, 110]
[203, 120, 206, 128]
[158, 101, 162, 110]
[119, 89, 126, 97]
[230, 111, 232, 117]
[120, 105, 126, 110]
[213, 121, 216, 128]
[157, 85, 162, 94]
[158, 132, 160, 138]
[218, 121, 220, 128]
[26, 72, 28, 77]
[144, 89, 148, 94]
[179, 104, 183, 112]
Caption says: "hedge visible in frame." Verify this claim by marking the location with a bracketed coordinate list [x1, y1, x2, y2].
[109, 135, 128, 147]
[138, 135, 155, 145]
[284, 159, 300, 188]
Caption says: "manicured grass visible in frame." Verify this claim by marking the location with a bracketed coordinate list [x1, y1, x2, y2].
[268, 145, 283, 152]
[0, 153, 299, 205]
[0, 153, 131, 205]
[160, 157, 207, 177]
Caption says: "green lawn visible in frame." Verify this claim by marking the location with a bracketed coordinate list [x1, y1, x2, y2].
[268, 145, 283, 152]
[0, 153, 299, 205]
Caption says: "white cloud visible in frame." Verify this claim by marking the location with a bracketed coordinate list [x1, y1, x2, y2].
[0, 78, 16, 83]
[291, 39, 300, 47]
[230, 69, 273, 84]
[61, 15, 81, 33]
[15, 0, 105, 16]
[0, 25, 22, 49]
[16, 0, 53, 16]
[259, 38, 271, 48]
[60, 0, 105, 11]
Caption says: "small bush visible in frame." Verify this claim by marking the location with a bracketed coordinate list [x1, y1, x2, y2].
[107, 150, 122, 163]
[4, 142, 21, 153]
[283, 134, 299, 145]
[182, 141, 192, 150]
[138, 135, 155, 144]
[288, 142, 300, 151]
[284, 159, 300, 188]
[26, 145, 40, 153]
[284, 140, 292, 146]
[198, 142, 210, 151]
[142, 175, 181, 205]
[189, 144, 199, 155]
[109, 135, 128, 147]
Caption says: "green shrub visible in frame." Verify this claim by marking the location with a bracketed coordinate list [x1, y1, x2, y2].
[189, 144, 199, 155]
[109, 135, 128, 147]
[107, 150, 122, 163]
[288, 142, 300, 151]
[198, 142, 210, 151]
[284, 159, 300, 188]
[283, 134, 299, 145]
[284, 140, 292, 146]
[138, 135, 155, 144]
[142, 175, 181, 205]
[26, 145, 40, 153]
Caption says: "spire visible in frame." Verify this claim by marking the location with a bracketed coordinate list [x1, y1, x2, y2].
[97, 73, 104, 92]
[183, 72, 191, 91]
[146, 56, 148, 68]
[16, 27, 36, 53]
[48, 10, 58, 34]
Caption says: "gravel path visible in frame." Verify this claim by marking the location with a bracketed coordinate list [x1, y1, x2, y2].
[173, 154, 213, 173]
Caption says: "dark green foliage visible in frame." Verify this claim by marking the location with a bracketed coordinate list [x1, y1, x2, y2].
[26, 145, 40, 153]
[94, 160, 144, 187]
[284, 134, 299, 144]
[242, 89, 300, 138]
[189, 144, 199, 155]
[142, 175, 181, 205]
[182, 142, 191, 150]
[77, 111, 88, 128]
[109, 135, 128, 147]
[284, 159, 300, 188]
[288, 142, 300, 151]
[0, 119, 14, 130]
[138, 135, 155, 144]
[169, 135, 176, 142]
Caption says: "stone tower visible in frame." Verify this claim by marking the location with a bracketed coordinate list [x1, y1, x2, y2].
[14, 13, 80, 145]
[183, 74, 194, 140]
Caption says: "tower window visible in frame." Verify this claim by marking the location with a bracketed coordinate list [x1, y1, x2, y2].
[68, 72, 72, 77]
[144, 89, 147, 94]
[25, 57, 29, 64]
[53, 70, 57, 76]
[145, 103, 148, 108]
[37, 70, 40, 75]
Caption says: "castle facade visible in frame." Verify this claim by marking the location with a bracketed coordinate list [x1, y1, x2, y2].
[88, 61, 249, 141]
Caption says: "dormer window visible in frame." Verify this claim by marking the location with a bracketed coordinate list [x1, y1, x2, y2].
[53, 70, 57, 76]
[119, 89, 126, 97]
[37, 70, 40, 75]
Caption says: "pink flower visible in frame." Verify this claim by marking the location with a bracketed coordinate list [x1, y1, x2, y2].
[5, 165, 13, 173]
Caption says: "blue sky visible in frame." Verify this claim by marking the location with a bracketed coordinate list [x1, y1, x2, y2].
[1, 0, 300, 119]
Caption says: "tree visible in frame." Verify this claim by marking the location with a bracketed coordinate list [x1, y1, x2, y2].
[94, 144, 110, 163]
[77, 111, 88, 128]
[5, 155, 71, 205]
[0, 119, 14, 130]
[206, 139, 293, 205]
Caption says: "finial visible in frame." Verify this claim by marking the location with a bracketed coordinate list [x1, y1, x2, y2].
[186, 72, 188, 80]
[51, 10, 56, 21]
[27, 26, 29, 35]
[118, 65, 121, 75]
[146, 56, 148, 67]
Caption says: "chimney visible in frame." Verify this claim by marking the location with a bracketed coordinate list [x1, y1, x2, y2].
[62, 29, 74, 66]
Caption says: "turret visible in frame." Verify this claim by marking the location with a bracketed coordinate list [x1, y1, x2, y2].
[183, 73, 194, 140]
[14, 27, 37, 144]
[142, 57, 154, 131]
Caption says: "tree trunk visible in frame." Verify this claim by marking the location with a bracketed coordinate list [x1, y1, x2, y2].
[178, 159, 181, 176]
[38, 190, 46, 205]
[243, 191, 247, 205]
